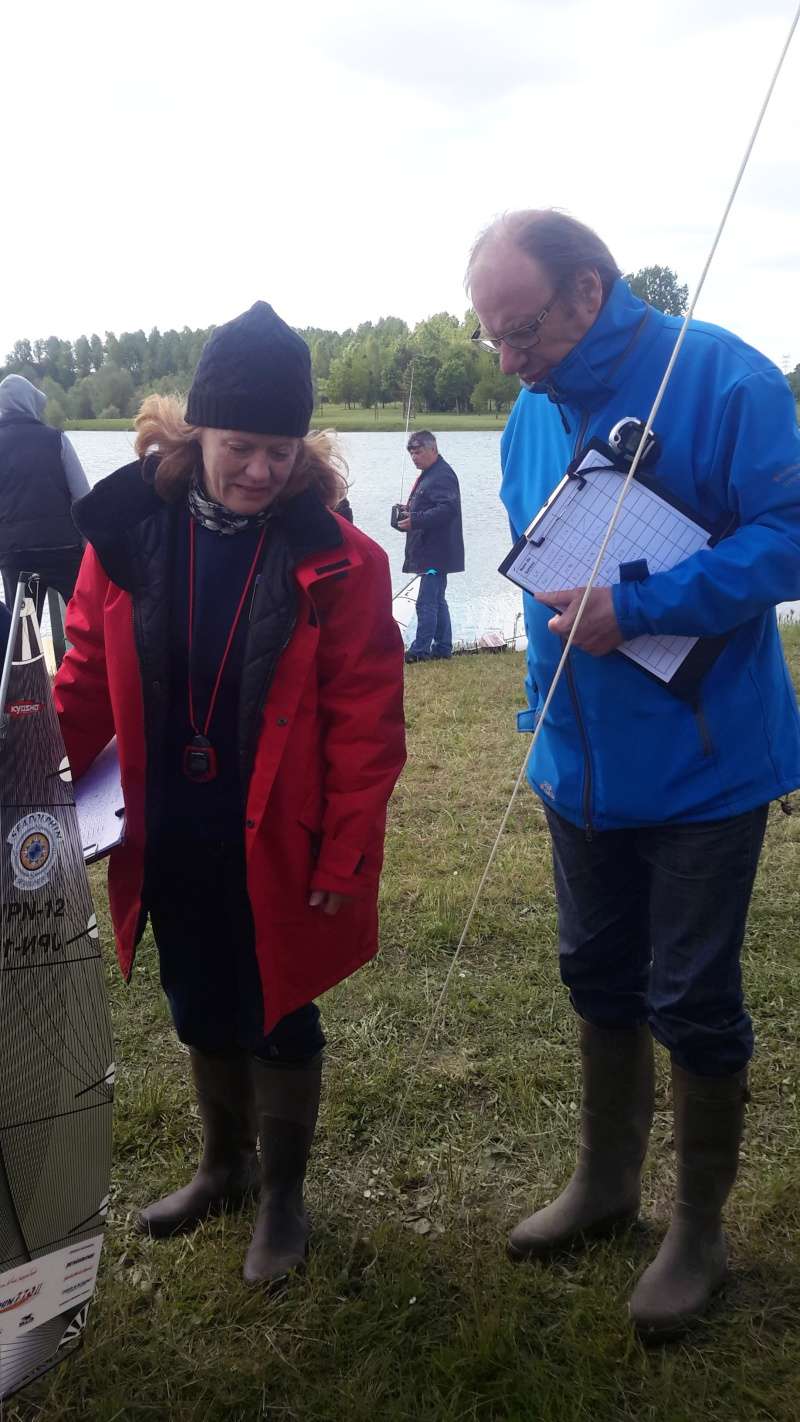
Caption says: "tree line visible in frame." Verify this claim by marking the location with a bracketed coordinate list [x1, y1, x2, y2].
[0, 313, 522, 427]
[6, 266, 792, 427]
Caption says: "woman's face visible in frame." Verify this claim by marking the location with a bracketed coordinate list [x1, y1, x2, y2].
[199, 429, 301, 514]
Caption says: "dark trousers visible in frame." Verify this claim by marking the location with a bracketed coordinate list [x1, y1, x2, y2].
[409, 571, 452, 659]
[1, 546, 83, 618]
[147, 837, 325, 1062]
[544, 803, 769, 1076]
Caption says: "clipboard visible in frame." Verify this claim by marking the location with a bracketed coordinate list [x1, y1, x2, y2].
[74, 738, 126, 863]
[499, 440, 733, 699]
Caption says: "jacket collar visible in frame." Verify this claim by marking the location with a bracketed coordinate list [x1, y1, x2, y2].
[529, 279, 656, 413]
[73, 458, 345, 591]
[413, 454, 445, 484]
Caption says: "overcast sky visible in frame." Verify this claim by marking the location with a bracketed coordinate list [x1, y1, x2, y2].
[3, 0, 798, 368]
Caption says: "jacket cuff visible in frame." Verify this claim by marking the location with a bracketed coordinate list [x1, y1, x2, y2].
[516, 707, 539, 732]
[612, 581, 647, 640]
[311, 836, 369, 897]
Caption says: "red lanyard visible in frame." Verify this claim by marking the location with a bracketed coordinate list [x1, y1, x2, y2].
[187, 518, 266, 740]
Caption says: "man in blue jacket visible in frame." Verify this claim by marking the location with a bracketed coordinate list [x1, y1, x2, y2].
[468, 209, 800, 1338]
[397, 432, 465, 662]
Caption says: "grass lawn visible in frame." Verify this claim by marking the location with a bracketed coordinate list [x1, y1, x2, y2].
[10, 633, 800, 1421]
[310, 404, 509, 433]
[64, 406, 509, 435]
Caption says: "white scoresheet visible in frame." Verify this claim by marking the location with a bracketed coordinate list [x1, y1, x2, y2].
[74, 738, 125, 863]
[502, 449, 711, 684]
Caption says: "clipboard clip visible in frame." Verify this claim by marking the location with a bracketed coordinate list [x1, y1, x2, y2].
[565, 461, 587, 490]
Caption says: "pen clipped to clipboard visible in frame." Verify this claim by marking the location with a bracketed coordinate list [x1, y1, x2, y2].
[499, 439, 732, 698]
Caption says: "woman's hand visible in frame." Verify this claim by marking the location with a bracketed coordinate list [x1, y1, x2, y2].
[308, 890, 351, 916]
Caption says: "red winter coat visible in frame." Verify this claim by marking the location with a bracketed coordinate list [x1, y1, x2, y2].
[54, 463, 406, 1033]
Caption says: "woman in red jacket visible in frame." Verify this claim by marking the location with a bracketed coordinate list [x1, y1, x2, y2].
[55, 303, 406, 1285]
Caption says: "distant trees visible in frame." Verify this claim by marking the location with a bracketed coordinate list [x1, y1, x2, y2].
[1, 325, 213, 426]
[624, 265, 689, 316]
[2, 262, 707, 426]
[305, 309, 519, 417]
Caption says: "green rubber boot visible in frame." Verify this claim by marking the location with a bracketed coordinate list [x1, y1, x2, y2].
[629, 1062, 747, 1339]
[508, 1021, 654, 1261]
[136, 1049, 259, 1237]
[243, 1054, 322, 1286]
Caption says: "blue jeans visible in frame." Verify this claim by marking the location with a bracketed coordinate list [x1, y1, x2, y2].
[543, 803, 769, 1076]
[409, 571, 452, 659]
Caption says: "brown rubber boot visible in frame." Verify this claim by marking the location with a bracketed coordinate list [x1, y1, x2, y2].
[629, 1062, 747, 1339]
[508, 1021, 654, 1261]
[136, 1048, 259, 1237]
[243, 1054, 322, 1286]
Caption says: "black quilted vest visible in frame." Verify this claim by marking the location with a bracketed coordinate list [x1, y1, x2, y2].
[0, 416, 79, 554]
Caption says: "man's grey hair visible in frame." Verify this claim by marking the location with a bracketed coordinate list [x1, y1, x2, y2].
[407, 430, 437, 450]
[466, 209, 621, 301]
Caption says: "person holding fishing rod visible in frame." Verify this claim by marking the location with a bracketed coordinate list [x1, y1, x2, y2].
[393, 431, 464, 663]
[54, 302, 406, 1286]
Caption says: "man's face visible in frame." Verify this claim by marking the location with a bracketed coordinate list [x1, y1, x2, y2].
[407, 442, 438, 471]
[470, 239, 603, 387]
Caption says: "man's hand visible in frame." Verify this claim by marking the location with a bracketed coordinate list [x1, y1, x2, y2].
[308, 889, 351, 916]
[534, 586, 623, 656]
[397, 515, 412, 531]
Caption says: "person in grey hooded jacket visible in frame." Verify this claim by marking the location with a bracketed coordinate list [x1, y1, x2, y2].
[0, 374, 89, 610]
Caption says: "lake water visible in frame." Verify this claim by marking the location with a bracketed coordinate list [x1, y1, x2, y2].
[67, 429, 524, 646]
[63, 430, 800, 636]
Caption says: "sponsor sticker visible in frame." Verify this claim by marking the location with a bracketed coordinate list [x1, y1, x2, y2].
[7, 813, 62, 891]
[0, 1236, 103, 1337]
[7, 702, 43, 718]
[0, 1283, 42, 1316]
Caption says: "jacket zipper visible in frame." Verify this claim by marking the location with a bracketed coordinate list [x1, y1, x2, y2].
[692, 697, 715, 758]
[573, 410, 590, 462]
[546, 315, 651, 837]
[564, 651, 594, 839]
[569, 408, 594, 835]
[131, 597, 163, 927]
[241, 607, 298, 800]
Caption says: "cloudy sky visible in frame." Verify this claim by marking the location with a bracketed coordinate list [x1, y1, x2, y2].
[3, 0, 799, 367]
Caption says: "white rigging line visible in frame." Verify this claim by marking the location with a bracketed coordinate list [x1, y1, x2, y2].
[398, 362, 415, 504]
[368, 1, 800, 1165]
[392, 364, 420, 608]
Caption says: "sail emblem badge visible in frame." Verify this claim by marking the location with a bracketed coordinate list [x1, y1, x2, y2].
[7, 813, 62, 891]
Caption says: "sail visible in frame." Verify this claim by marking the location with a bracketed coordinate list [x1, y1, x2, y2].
[0, 584, 113, 1400]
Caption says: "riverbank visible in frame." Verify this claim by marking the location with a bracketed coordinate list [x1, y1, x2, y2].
[13, 636, 800, 1421]
[64, 403, 510, 434]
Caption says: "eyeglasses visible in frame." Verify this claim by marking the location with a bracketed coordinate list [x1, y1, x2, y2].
[470, 294, 558, 354]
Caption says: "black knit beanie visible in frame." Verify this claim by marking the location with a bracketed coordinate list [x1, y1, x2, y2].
[186, 301, 313, 437]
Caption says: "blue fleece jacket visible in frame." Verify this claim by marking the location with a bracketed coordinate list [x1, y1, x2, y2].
[500, 279, 800, 829]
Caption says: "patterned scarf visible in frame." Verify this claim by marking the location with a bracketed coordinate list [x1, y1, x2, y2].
[188, 476, 273, 535]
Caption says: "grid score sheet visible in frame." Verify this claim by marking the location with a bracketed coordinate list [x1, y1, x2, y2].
[505, 457, 710, 683]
